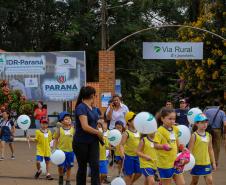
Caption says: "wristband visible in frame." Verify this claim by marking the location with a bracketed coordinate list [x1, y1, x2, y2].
[162, 144, 170, 151]
[179, 144, 184, 151]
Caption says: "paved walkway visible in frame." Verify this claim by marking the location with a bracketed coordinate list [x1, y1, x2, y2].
[0, 142, 225, 184]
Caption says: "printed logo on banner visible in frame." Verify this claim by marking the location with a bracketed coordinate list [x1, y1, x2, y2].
[56, 57, 76, 69]
[143, 42, 203, 60]
[0, 54, 6, 73]
[42, 78, 80, 101]
[64, 59, 69, 64]
[57, 75, 66, 84]
[25, 78, 38, 88]
[154, 46, 161, 53]
[4, 55, 46, 75]
[55, 69, 68, 84]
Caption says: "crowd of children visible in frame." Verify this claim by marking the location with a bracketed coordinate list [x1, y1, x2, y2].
[1, 105, 218, 185]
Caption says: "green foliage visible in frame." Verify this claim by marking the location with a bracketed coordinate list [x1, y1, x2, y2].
[175, 2, 226, 107]
[0, 80, 35, 115]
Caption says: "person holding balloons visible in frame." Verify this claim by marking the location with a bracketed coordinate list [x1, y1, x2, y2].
[54, 111, 75, 185]
[29, 118, 53, 180]
[188, 113, 216, 185]
[154, 107, 185, 185]
[136, 132, 157, 185]
[120, 111, 141, 185]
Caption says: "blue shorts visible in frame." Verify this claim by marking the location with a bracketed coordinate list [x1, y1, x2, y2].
[124, 155, 141, 175]
[191, 164, 212, 176]
[141, 168, 156, 177]
[99, 160, 108, 174]
[1, 135, 13, 143]
[58, 151, 74, 168]
[158, 167, 182, 179]
[36, 155, 50, 162]
[115, 156, 122, 162]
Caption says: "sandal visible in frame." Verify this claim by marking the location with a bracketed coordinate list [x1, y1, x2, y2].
[34, 170, 42, 179]
[46, 174, 53, 180]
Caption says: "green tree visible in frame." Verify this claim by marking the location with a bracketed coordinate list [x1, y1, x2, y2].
[175, 1, 226, 107]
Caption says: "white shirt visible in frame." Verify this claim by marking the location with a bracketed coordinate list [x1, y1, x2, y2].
[0, 119, 13, 130]
[106, 103, 129, 129]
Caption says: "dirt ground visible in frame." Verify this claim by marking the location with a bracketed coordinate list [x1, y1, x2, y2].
[0, 142, 225, 185]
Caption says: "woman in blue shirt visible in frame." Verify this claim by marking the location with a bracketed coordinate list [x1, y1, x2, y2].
[73, 86, 103, 185]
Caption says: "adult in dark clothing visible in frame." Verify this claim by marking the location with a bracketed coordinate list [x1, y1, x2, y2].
[165, 100, 174, 109]
[175, 99, 189, 126]
[73, 86, 103, 185]
[204, 102, 226, 166]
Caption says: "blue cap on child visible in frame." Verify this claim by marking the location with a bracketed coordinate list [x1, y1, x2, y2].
[194, 113, 208, 123]
[58, 111, 71, 122]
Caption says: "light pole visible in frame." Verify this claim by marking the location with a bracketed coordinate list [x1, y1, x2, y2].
[101, 0, 134, 50]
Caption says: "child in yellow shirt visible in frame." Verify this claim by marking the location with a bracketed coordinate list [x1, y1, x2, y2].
[137, 132, 157, 185]
[189, 113, 216, 185]
[54, 111, 75, 185]
[97, 119, 110, 183]
[114, 120, 125, 176]
[31, 118, 53, 180]
[120, 111, 141, 185]
[154, 107, 185, 185]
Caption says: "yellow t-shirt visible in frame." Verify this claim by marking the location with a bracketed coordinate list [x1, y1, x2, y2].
[35, 129, 52, 157]
[154, 125, 179, 169]
[139, 137, 157, 169]
[114, 130, 122, 157]
[115, 144, 121, 156]
[58, 127, 74, 152]
[124, 130, 140, 156]
[192, 132, 211, 165]
[99, 136, 109, 161]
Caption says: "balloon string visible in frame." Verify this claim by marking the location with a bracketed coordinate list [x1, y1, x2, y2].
[112, 152, 115, 169]
[120, 157, 125, 177]
[25, 130, 31, 149]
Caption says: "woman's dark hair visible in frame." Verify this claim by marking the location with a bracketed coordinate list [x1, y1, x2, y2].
[112, 94, 122, 101]
[75, 86, 96, 108]
[156, 107, 175, 126]
[3, 110, 11, 119]
[38, 101, 44, 106]
[192, 124, 198, 132]
[34, 101, 45, 110]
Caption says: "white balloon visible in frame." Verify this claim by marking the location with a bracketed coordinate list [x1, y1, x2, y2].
[184, 153, 195, 171]
[17, 115, 31, 130]
[111, 177, 126, 185]
[50, 149, 66, 165]
[187, 108, 202, 125]
[108, 129, 122, 147]
[40, 160, 46, 175]
[177, 125, 191, 146]
[134, 112, 157, 134]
